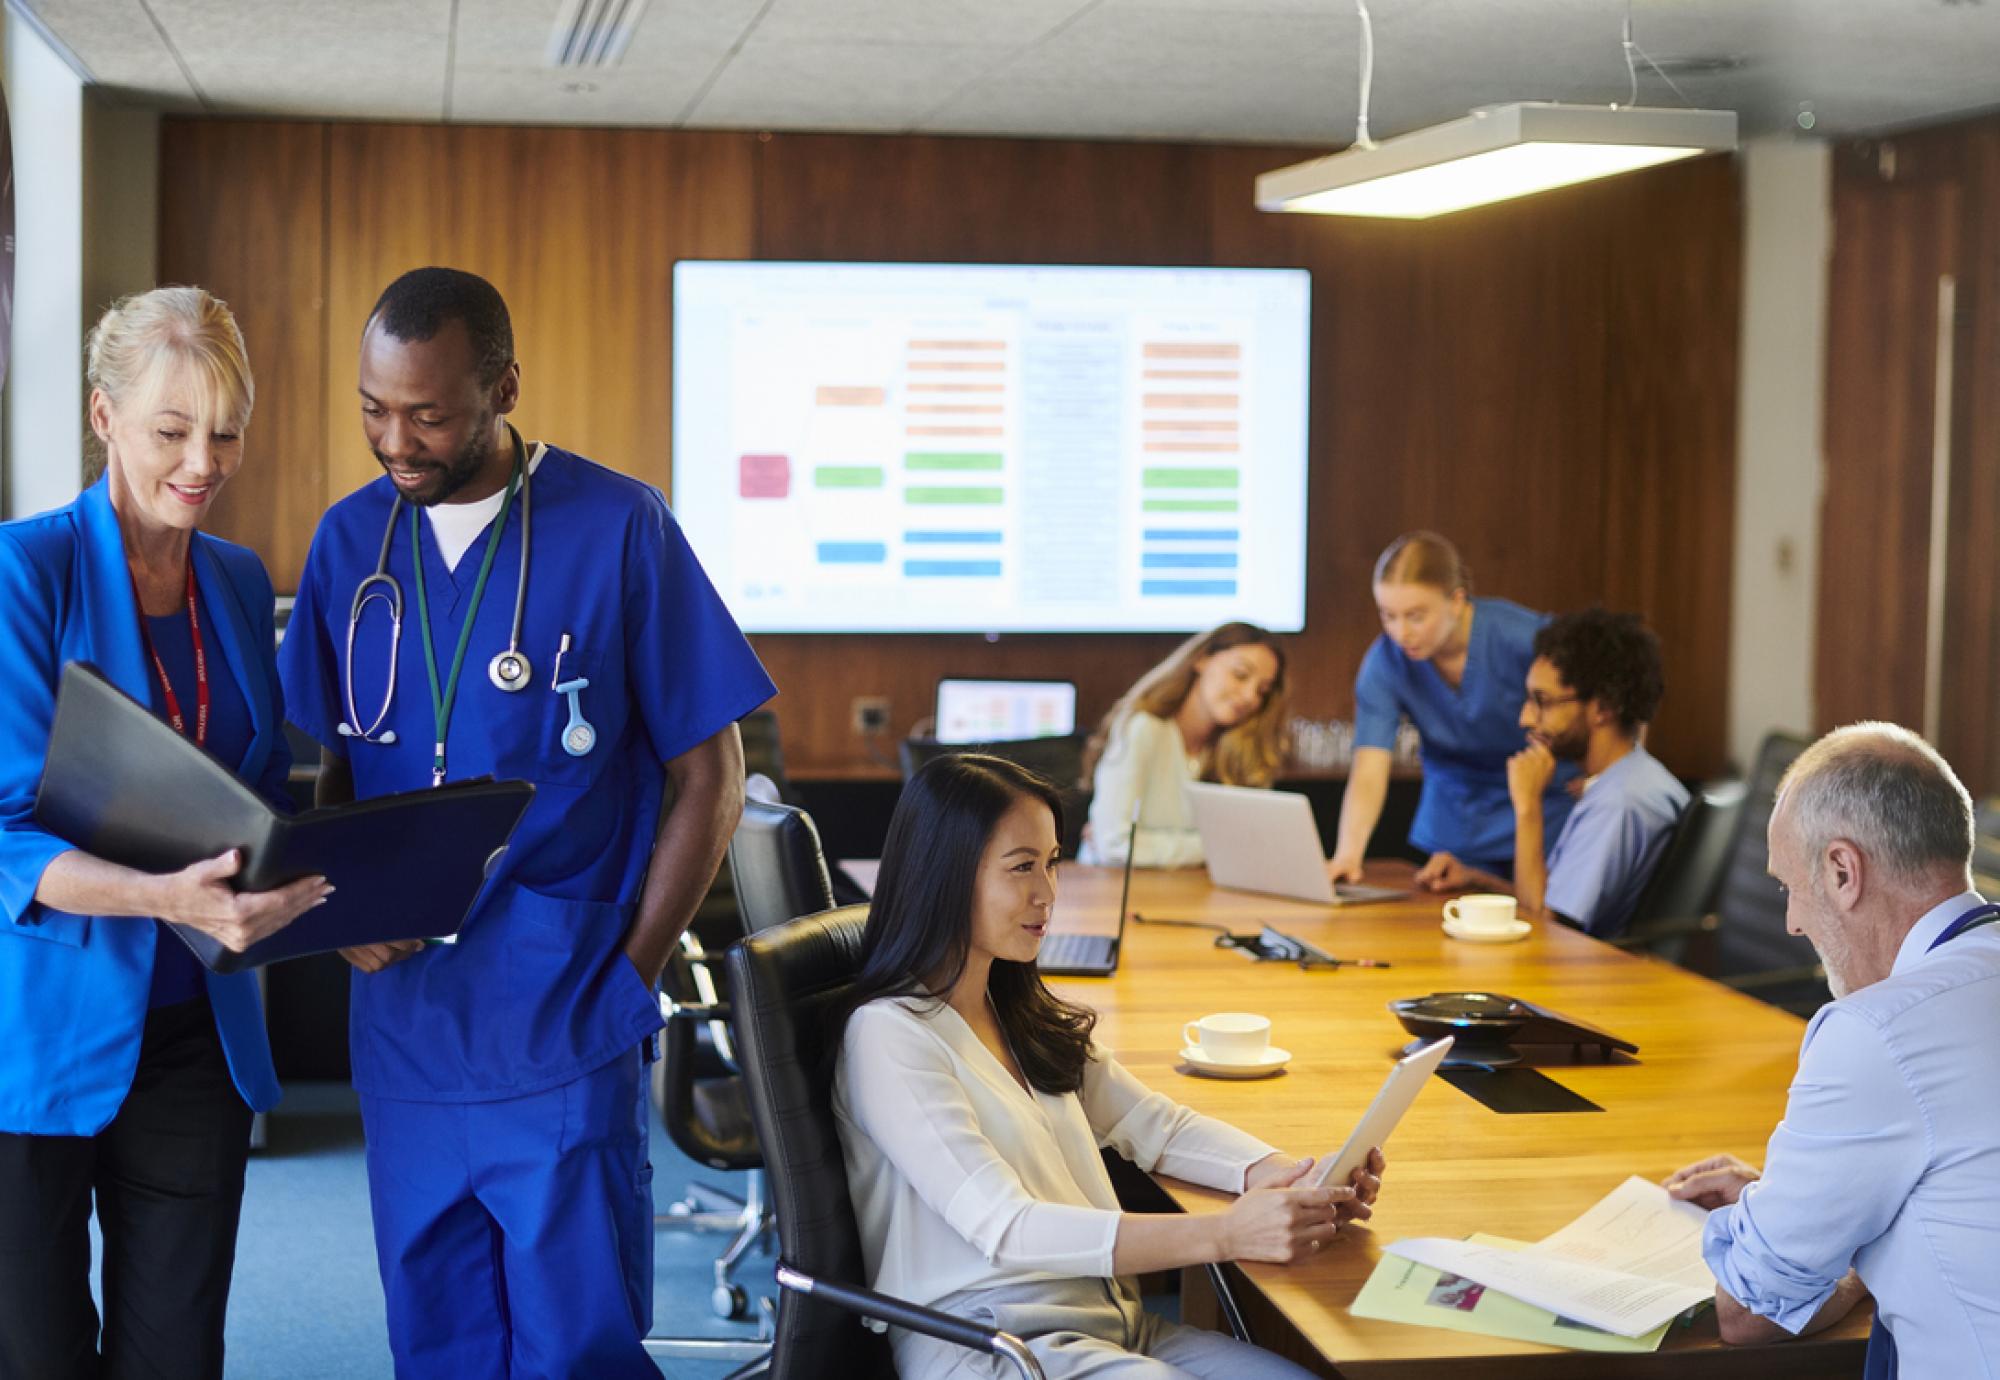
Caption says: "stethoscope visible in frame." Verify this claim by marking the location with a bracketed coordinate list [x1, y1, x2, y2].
[338, 425, 538, 749]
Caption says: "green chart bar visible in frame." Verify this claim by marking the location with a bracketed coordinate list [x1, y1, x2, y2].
[816, 466, 885, 488]
[1143, 467, 1240, 489]
[906, 452, 1003, 471]
[1143, 498, 1240, 513]
[907, 487, 1005, 506]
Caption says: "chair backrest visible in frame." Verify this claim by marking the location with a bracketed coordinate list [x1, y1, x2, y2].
[1711, 731, 1827, 1005]
[898, 735, 1090, 856]
[729, 800, 837, 935]
[899, 732, 1088, 790]
[1626, 778, 1747, 931]
[727, 906, 888, 1380]
[741, 709, 796, 802]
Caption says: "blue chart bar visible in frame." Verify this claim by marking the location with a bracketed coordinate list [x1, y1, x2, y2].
[1142, 579, 1238, 596]
[1142, 552, 1239, 570]
[906, 559, 1003, 578]
[905, 530, 1004, 545]
[817, 542, 888, 564]
[1142, 529, 1240, 542]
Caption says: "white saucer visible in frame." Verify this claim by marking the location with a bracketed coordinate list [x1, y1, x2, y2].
[1443, 917, 1531, 944]
[1180, 1045, 1291, 1079]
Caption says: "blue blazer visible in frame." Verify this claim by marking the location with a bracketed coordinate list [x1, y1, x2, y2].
[0, 480, 286, 1134]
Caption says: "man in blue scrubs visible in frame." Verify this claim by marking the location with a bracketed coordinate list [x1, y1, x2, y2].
[280, 267, 774, 1377]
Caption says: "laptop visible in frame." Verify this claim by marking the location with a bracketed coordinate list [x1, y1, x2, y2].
[1037, 809, 1138, 977]
[934, 677, 1078, 745]
[1183, 781, 1411, 907]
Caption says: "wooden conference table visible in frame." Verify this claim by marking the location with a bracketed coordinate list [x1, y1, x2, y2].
[1036, 862, 1868, 1379]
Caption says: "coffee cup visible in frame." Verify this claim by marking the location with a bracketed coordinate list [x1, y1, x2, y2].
[1444, 894, 1519, 933]
[1182, 1012, 1272, 1064]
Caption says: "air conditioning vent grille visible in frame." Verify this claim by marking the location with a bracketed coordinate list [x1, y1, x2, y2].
[545, 0, 651, 69]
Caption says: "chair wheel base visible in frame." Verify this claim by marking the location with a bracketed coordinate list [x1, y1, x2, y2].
[713, 1282, 751, 1320]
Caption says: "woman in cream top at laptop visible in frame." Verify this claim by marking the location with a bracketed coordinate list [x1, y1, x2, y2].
[1077, 623, 1288, 869]
[834, 755, 1383, 1378]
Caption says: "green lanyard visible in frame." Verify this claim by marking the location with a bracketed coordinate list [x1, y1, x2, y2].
[410, 455, 520, 787]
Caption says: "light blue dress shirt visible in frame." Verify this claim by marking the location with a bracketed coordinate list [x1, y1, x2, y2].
[1543, 745, 1688, 936]
[1703, 891, 2000, 1377]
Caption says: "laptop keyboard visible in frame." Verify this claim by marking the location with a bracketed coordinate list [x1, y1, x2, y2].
[1038, 932, 1114, 970]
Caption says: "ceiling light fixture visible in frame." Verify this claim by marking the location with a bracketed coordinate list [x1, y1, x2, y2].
[1256, 2, 1737, 218]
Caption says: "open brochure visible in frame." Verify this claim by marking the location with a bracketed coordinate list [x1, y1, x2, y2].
[1382, 1176, 1715, 1338]
[1352, 1234, 1674, 1353]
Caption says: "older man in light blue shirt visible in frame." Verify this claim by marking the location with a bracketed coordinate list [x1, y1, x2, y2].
[1665, 723, 2000, 1378]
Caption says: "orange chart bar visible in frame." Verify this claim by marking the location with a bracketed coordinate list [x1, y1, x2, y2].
[909, 382, 1005, 393]
[814, 385, 887, 407]
[909, 403, 1003, 415]
[1144, 441, 1241, 453]
[1143, 393, 1239, 410]
[1143, 342, 1242, 360]
[909, 425, 1004, 437]
[1143, 419, 1237, 433]
[907, 339, 1006, 351]
[1143, 368, 1240, 381]
[909, 360, 1006, 372]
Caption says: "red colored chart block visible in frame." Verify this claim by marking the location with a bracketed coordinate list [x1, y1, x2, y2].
[739, 453, 791, 499]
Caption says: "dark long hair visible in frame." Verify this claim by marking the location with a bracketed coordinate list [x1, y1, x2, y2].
[833, 754, 1098, 1095]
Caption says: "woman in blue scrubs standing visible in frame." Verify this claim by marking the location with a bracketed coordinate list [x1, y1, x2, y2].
[0, 288, 329, 1379]
[1326, 532, 1575, 889]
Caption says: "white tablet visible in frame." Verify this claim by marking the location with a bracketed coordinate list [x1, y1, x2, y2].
[1308, 1036, 1454, 1190]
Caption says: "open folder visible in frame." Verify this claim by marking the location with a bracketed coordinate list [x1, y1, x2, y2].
[33, 662, 534, 973]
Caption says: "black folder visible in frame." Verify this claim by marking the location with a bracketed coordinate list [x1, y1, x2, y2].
[33, 662, 534, 973]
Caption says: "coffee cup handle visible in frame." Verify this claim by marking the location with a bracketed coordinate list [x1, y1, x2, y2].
[1182, 1021, 1201, 1050]
[1444, 900, 1462, 924]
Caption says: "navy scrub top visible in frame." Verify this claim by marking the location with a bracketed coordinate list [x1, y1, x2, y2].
[1353, 596, 1577, 870]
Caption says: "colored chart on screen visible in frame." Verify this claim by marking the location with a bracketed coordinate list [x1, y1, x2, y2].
[672, 262, 1308, 633]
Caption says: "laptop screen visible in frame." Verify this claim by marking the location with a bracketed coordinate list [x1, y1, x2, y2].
[934, 678, 1078, 745]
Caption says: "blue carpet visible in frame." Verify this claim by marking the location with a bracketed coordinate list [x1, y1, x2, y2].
[216, 1082, 775, 1379]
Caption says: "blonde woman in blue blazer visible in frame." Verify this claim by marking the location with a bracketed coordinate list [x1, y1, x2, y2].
[0, 288, 330, 1380]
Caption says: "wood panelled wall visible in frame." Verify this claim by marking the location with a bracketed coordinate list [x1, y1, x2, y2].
[158, 120, 1739, 777]
[1820, 112, 2000, 795]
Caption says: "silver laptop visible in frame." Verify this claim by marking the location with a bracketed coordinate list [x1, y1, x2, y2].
[1183, 781, 1409, 907]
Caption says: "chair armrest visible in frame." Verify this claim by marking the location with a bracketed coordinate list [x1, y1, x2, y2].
[664, 997, 732, 1023]
[1721, 963, 1825, 993]
[1610, 913, 1719, 951]
[775, 1264, 1048, 1380]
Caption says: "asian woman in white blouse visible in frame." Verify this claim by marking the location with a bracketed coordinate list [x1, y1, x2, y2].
[833, 754, 1384, 1378]
[1076, 623, 1288, 869]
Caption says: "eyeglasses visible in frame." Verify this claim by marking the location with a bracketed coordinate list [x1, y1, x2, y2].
[1524, 691, 1582, 716]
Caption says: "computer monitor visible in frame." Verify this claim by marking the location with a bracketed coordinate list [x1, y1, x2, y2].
[934, 678, 1078, 745]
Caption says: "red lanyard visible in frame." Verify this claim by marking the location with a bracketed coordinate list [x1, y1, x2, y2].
[136, 563, 209, 748]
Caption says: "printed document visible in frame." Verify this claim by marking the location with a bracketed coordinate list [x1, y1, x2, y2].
[1384, 1177, 1714, 1337]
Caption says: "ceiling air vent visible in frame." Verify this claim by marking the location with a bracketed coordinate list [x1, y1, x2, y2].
[545, 0, 653, 69]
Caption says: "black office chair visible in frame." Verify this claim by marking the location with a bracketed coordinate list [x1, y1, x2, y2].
[646, 801, 840, 1368]
[899, 734, 1090, 856]
[1612, 778, 1747, 963]
[1973, 798, 2000, 894]
[726, 906, 1047, 1379]
[1703, 732, 1830, 1016]
[689, 710, 798, 951]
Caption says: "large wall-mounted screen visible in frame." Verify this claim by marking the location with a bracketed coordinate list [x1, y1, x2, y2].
[672, 261, 1310, 634]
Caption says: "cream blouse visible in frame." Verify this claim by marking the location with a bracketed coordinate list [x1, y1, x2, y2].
[833, 996, 1277, 1310]
[1078, 711, 1207, 868]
